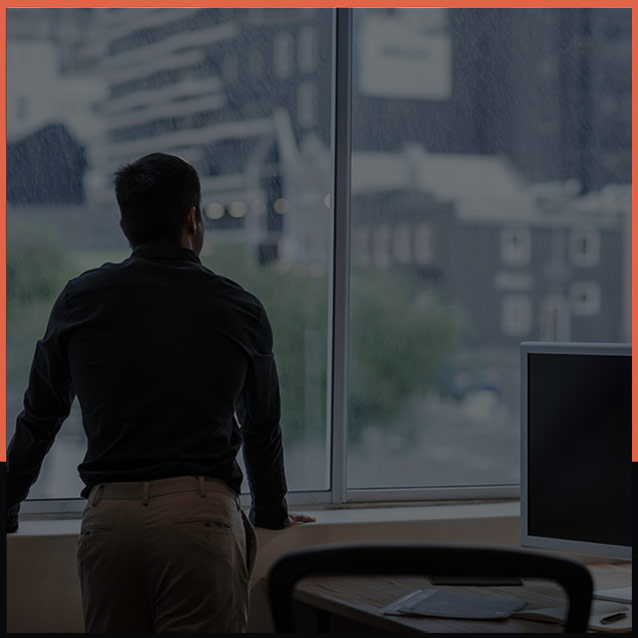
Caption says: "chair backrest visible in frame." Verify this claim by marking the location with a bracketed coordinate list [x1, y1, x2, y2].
[268, 543, 593, 633]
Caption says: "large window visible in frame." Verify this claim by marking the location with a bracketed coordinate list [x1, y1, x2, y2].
[6, 8, 630, 506]
[7, 7, 333, 499]
[347, 8, 630, 492]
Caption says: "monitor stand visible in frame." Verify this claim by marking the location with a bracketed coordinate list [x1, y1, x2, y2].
[593, 587, 632, 604]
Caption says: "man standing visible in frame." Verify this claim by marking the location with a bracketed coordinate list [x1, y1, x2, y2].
[6, 153, 312, 633]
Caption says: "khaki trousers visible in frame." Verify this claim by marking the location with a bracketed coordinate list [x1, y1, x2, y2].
[76, 476, 257, 633]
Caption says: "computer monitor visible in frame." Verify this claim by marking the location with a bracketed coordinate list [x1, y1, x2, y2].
[520, 342, 632, 563]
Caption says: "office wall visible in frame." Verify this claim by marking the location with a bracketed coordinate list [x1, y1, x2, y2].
[7, 510, 520, 633]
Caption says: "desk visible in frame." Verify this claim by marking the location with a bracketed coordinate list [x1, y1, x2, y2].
[292, 561, 632, 633]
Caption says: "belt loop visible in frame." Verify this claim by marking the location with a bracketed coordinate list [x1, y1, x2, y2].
[198, 476, 206, 498]
[91, 484, 103, 506]
[142, 482, 150, 506]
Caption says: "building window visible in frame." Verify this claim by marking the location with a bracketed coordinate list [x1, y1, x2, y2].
[570, 228, 600, 267]
[501, 227, 531, 266]
[414, 222, 433, 265]
[297, 81, 317, 128]
[570, 281, 601, 316]
[501, 294, 532, 336]
[273, 32, 293, 79]
[298, 25, 318, 73]
[393, 222, 411, 264]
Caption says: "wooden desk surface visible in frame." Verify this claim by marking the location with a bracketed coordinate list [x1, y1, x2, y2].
[293, 561, 632, 634]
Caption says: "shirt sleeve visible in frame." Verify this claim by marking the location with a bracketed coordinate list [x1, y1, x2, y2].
[6, 287, 76, 529]
[236, 305, 289, 530]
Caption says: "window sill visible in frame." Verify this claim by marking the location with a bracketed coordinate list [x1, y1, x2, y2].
[290, 499, 520, 524]
[9, 519, 83, 537]
[9, 500, 520, 537]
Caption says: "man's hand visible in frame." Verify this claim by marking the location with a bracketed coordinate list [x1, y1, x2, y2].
[286, 513, 316, 526]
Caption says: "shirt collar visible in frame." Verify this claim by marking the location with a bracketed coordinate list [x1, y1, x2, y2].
[131, 243, 201, 264]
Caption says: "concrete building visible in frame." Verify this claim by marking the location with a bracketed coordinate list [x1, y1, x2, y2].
[351, 145, 628, 346]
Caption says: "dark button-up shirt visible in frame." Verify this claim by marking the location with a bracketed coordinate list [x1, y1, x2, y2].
[7, 243, 289, 530]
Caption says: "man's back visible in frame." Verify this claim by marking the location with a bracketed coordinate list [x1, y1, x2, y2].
[68, 244, 263, 491]
[8, 242, 288, 529]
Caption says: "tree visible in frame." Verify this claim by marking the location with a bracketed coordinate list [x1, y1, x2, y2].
[204, 246, 461, 445]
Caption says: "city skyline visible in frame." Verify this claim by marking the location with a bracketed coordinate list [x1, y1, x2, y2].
[5, 7, 631, 497]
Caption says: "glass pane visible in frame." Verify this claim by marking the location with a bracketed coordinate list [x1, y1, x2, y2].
[7, 7, 333, 498]
[348, 8, 631, 489]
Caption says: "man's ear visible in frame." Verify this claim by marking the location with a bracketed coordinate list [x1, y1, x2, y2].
[187, 206, 198, 232]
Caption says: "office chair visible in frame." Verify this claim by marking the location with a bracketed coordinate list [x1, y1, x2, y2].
[268, 543, 593, 633]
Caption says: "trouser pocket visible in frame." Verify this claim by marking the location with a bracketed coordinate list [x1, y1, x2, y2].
[240, 508, 257, 575]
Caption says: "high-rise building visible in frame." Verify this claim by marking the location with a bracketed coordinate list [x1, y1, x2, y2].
[91, 8, 333, 260]
[352, 8, 631, 192]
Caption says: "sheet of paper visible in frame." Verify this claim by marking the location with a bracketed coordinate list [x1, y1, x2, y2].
[381, 588, 528, 620]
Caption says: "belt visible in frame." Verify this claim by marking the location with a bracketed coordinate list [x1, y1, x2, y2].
[88, 475, 239, 506]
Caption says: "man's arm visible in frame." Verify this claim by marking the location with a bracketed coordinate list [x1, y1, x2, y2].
[7, 289, 75, 532]
[237, 307, 289, 530]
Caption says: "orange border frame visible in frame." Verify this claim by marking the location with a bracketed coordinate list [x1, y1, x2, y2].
[0, 1, 634, 6]
[632, 5, 637, 463]
[1, 5, 5, 463]
[0, 2, 635, 463]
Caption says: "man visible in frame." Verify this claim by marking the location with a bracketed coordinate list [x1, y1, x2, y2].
[6, 152, 313, 633]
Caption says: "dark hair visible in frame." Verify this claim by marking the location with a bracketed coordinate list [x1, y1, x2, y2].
[114, 153, 201, 247]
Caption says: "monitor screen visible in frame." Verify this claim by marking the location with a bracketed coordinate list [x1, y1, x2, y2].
[521, 342, 631, 560]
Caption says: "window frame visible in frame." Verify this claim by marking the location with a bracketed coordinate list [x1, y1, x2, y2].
[18, 7, 521, 516]
[570, 227, 601, 268]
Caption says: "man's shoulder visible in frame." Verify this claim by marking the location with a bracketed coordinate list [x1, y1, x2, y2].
[64, 259, 266, 316]
[64, 259, 130, 293]
[211, 272, 271, 326]
[213, 272, 262, 305]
